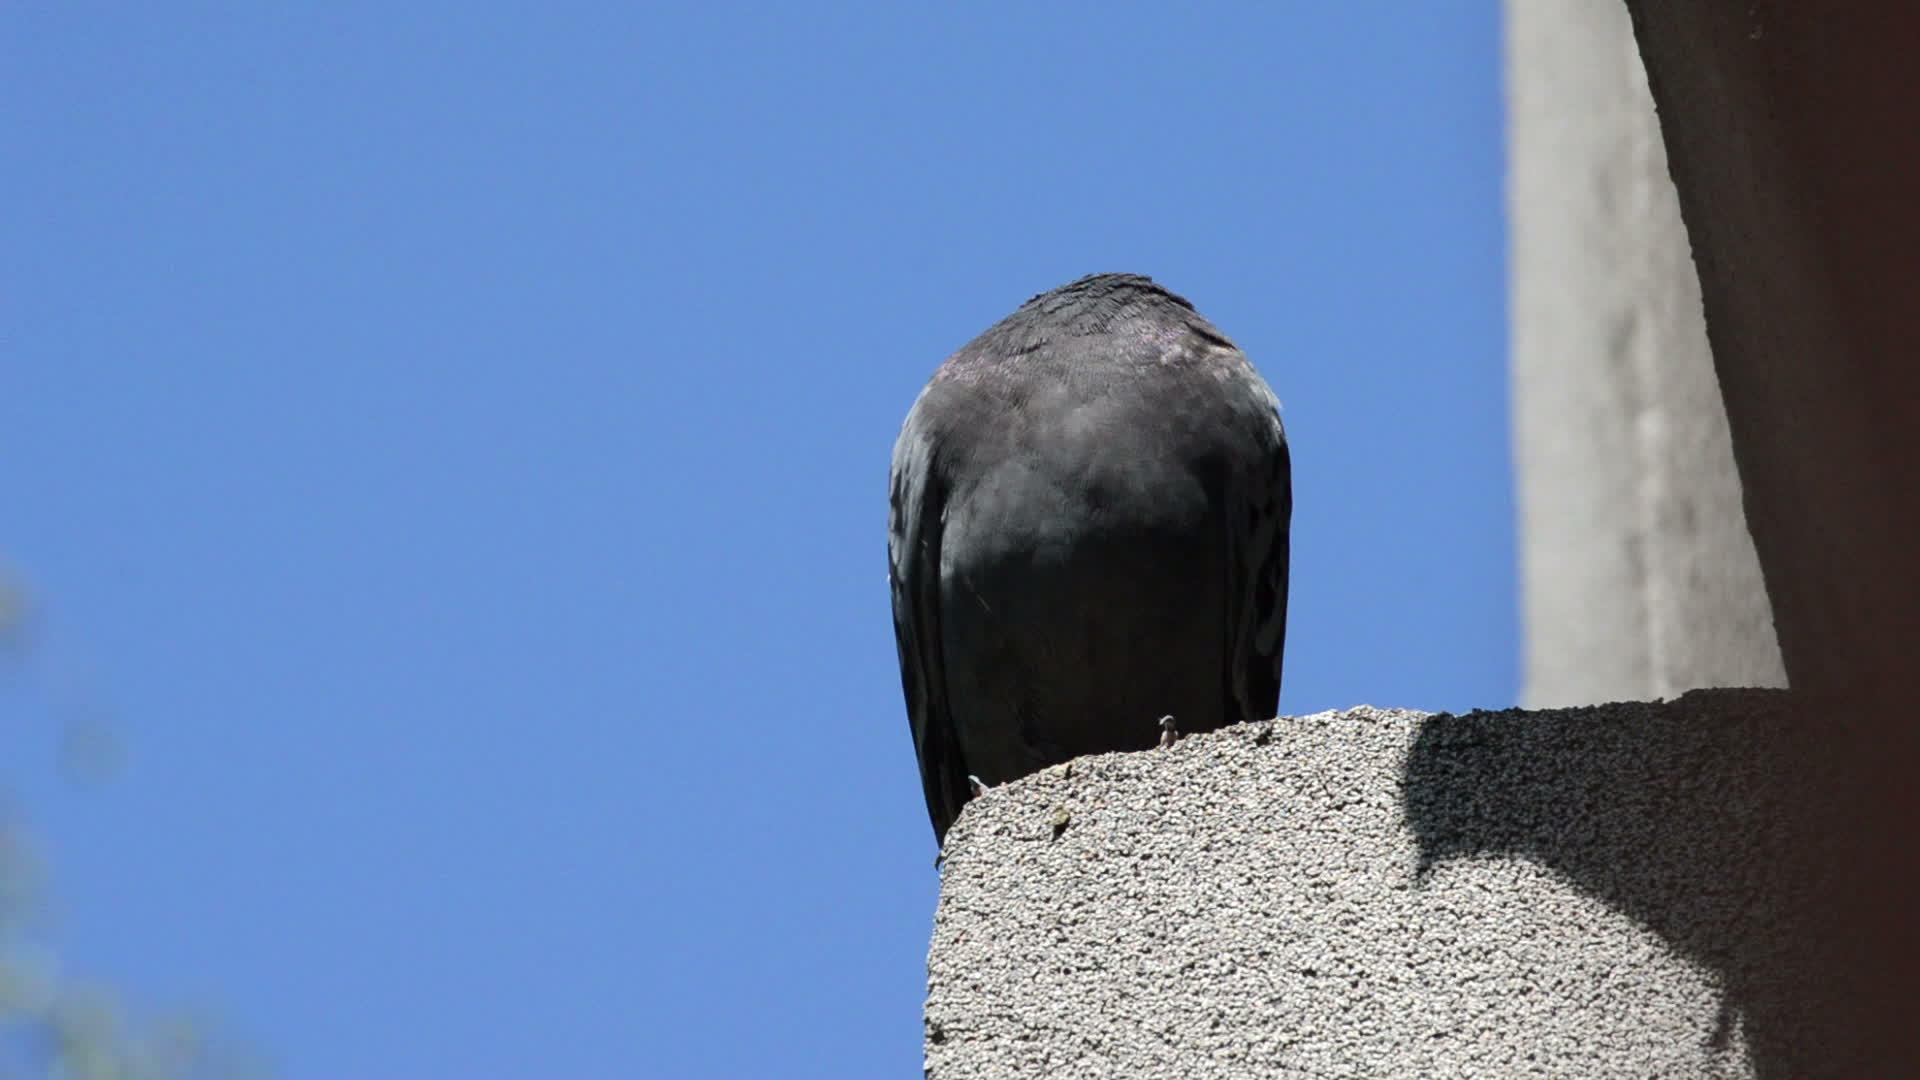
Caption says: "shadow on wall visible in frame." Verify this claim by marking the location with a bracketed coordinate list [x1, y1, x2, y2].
[1400, 689, 1898, 1079]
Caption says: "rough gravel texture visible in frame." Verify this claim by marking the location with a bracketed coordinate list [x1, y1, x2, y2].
[927, 691, 1859, 1078]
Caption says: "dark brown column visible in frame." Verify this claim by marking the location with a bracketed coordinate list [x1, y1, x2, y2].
[1626, 6, 1920, 1072]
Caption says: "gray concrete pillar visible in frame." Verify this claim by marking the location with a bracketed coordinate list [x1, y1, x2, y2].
[1507, 0, 1784, 707]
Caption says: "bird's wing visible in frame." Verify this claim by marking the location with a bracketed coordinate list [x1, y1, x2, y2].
[889, 401, 971, 844]
[1228, 381, 1292, 723]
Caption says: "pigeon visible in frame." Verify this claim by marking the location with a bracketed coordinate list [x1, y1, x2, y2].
[888, 273, 1290, 845]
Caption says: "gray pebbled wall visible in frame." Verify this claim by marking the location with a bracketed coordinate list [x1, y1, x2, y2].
[926, 695, 1865, 1078]
[1507, 0, 1784, 707]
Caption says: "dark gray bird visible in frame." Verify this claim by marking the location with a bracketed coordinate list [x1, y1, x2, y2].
[889, 273, 1290, 844]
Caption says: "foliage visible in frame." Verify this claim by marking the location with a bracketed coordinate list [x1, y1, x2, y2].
[0, 572, 268, 1080]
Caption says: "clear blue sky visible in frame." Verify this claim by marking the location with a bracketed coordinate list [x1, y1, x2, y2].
[2, 4, 1508, 1076]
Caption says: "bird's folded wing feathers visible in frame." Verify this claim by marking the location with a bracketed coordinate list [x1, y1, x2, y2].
[1228, 391, 1291, 724]
[888, 413, 970, 843]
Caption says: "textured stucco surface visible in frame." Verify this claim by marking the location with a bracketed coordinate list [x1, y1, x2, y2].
[1507, 0, 1784, 707]
[927, 694, 1863, 1078]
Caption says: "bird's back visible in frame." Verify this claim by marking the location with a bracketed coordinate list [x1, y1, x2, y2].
[889, 274, 1289, 843]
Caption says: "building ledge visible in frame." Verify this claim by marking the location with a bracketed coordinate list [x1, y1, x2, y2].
[928, 690, 1874, 1077]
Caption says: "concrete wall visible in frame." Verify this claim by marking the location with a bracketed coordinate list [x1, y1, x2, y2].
[1508, 0, 1784, 707]
[928, 697, 1866, 1077]
[1620, 8, 1920, 1063]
